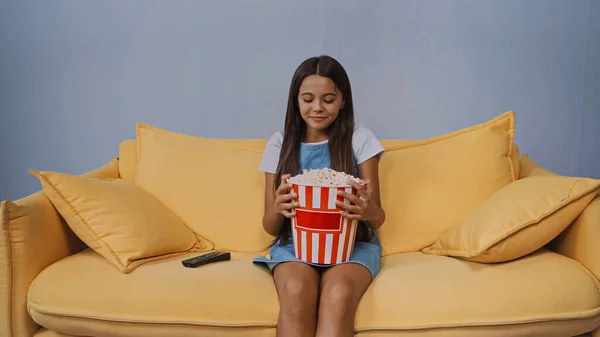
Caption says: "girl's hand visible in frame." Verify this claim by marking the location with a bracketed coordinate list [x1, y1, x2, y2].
[275, 174, 298, 218]
[336, 179, 377, 221]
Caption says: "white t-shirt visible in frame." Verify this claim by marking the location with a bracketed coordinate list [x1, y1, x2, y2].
[258, 124, 385, 174]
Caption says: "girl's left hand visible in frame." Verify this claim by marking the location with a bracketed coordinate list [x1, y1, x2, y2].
[336, 179, 377, 221]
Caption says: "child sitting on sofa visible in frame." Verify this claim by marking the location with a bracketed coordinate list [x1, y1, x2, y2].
[253, 55, 387, 337]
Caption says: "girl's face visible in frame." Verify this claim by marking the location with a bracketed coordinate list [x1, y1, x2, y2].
[298, 75, 345, 139]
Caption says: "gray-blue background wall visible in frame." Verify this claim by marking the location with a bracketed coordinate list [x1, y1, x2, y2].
[1, 0, 599, 201]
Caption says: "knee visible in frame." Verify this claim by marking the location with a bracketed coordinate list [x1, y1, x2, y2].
[280, 277, 318, 301]
[321, 280, 354, 311]
[278, 278, 318, 322]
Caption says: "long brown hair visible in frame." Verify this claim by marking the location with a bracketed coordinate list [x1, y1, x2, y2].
[274, 55, 373, 246]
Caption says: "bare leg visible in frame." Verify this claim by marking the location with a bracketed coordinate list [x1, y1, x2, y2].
[273, 262, 320, 337]
[315, 263, 372, 337]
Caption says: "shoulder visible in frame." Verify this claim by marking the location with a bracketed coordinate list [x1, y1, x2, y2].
[259, 132, 284, 173]
[353, 124, 379, 143]
[352, 124, 385, 165]
[266, 132, 284, 149]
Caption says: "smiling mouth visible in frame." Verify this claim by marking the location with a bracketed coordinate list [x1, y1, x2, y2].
[310, 117, 326, 121]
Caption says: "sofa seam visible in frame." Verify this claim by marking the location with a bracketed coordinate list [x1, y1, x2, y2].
[354, 306, 600, 332]
[27, 304, 276, 328]
[26, 302, 600, 332]
[1, 201, 14, 337]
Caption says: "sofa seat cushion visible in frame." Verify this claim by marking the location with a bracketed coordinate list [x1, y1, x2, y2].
[28, 249, 279, 337]
[28, 249, 600, 337]
[356, 249, 600, 336]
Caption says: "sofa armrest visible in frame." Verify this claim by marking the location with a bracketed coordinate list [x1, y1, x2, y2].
[0, 158, 119, 337]
[552, 196, 600, 282]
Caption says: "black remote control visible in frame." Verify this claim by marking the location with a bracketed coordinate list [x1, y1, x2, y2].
[181, 251, 231, 268]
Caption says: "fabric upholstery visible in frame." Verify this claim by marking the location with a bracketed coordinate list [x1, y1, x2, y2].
[27, 248, 599, 337]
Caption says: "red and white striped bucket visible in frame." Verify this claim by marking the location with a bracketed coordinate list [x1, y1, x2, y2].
[291, 184, 358, 265]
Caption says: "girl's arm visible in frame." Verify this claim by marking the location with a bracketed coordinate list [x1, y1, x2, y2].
[262, 173, 297, 236]
[337, 156, 386, 229]
[357, 156, 386, 228]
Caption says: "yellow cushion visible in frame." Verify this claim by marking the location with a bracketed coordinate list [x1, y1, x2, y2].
[27, 249, 600, 337]
[355, 250, 600, 336]
[422, 174, 600, 262]
[28, 249, 279, 337]
[376, 111, 516, 255]
[134, 123, 274, 253]
[29, 170, 210, 273]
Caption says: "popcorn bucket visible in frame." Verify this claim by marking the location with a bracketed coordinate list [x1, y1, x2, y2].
[291, 184, 359, 265]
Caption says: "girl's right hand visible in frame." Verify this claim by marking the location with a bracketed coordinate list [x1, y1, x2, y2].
[275, 174, 298, 218]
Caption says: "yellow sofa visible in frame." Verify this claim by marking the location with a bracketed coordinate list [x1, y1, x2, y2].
[2, 114, 600, 337]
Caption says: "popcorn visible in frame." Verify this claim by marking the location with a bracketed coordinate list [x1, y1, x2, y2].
[287, 168, 363, 187]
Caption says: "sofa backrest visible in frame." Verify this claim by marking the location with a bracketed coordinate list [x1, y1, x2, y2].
[117, 138, 448, 182]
